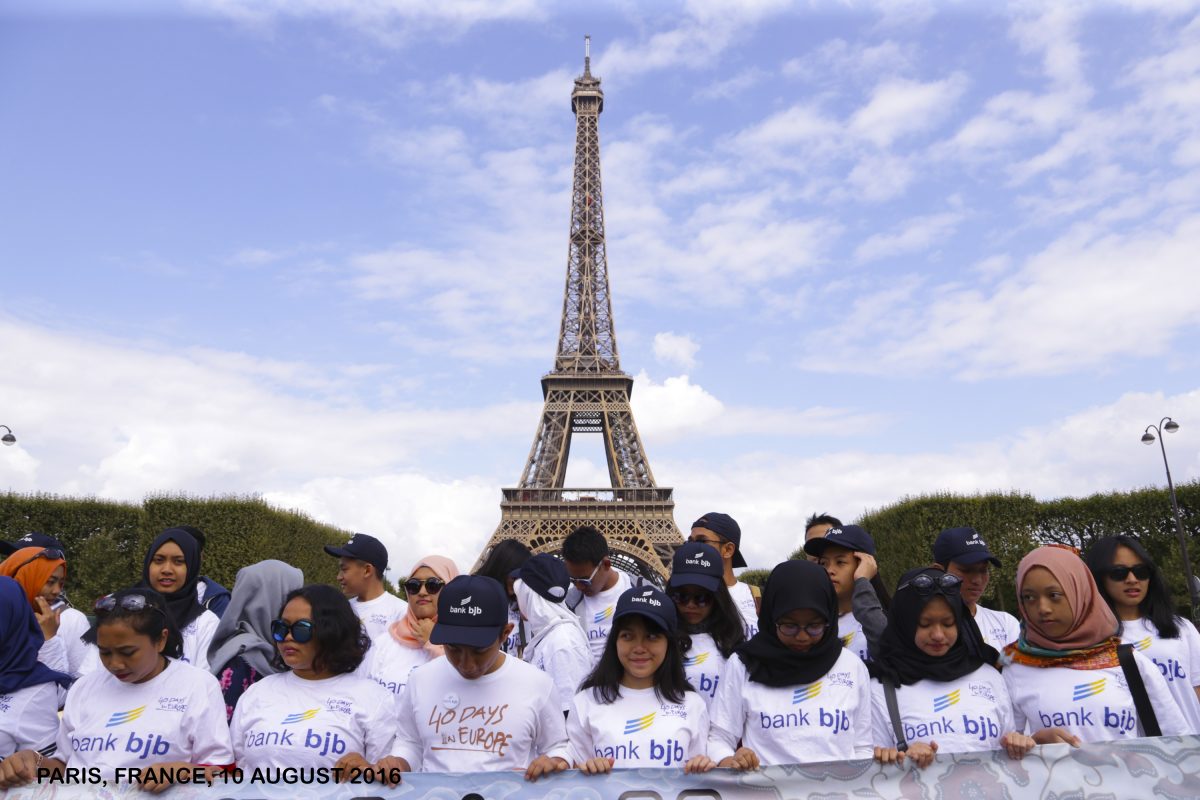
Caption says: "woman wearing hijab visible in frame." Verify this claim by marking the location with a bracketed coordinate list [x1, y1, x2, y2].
[0, 546, 96, 677]
[514, 554, 591, 715]
[869, 567, 1032, 767]
[362, 555, 458, 701]
[708, 559, 873, 768]
[1004, 545, 1189, 744]
[141, 527, 220, 670]
[207, 560, 305, 721]
[0, 576, 72, 762]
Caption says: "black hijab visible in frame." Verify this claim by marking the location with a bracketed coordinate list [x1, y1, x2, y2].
[735, 559, 843, 686]
[140, 527, 206, 629]
[869, 567, 999, 687]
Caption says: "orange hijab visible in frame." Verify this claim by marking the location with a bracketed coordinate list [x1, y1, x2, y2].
[388, 555, 459, 656]
[0, 547, 66, 608]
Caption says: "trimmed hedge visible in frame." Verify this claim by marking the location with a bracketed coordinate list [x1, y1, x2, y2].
[0, 492, 355, 608]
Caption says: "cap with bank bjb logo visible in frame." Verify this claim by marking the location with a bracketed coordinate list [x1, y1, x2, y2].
[614, 586, 678, 633]
[668, 542, 724, 592]
[430, 575, 509, 648]
[933, 527, 1001, 567]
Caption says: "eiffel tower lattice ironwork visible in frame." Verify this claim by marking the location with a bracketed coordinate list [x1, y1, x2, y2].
[476, 38, 683, 582]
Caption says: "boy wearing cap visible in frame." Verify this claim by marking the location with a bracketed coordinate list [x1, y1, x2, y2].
[380, 575, 571, 781]
[513, 554, 591, 715]
[689, 513, 760, 637]
[324, 533, 407, 640]
[803, 525, 884, 663]
[561, 526, 633, 663]
[932, 527, 1020, 649]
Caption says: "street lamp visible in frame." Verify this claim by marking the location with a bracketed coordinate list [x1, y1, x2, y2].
[1143, 417, 1199, 619]
[0, 425, 14, 446]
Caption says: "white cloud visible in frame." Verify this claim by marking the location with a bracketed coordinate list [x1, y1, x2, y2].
[653, 332, 700, 370]
[694, 67, 768, 100]
[848, 74, 969, 148]
[782, 38, 916, 84]
[853, 210, 965, 263]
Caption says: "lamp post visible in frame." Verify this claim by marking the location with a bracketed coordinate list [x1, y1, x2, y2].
[1142, 417, 1199, 620]
[0, 425, 14, 446]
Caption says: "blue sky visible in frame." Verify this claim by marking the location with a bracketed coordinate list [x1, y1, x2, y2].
[2, 0, 1199, 574]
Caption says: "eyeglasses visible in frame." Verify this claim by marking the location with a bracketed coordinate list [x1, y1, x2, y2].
[898, 573, 962, 596]
[94, 593, 163, 615]
[669, 590, 712, 608]
[570, 562, 603, 588]
[776, 621, 829, 639]
[404, 578, 446, 596]
[271, 619, 315, 644]
[13, 548, 65, 572]
[688, 534, 726, 549]
[1107, 564, 1151, 582]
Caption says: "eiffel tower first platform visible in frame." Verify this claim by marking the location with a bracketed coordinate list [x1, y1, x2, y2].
[475, 38, 684, 583]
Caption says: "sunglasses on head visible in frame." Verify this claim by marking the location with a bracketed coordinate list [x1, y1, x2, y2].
[668, 590, 712, 608]
[271, 619, 315, 644]
[404, 577, 445, 596]
[94, 593, 163, 615]
[898, 572, 962, 596]
[14, 548, 65, 572]
[1107, 564, 1151, 582]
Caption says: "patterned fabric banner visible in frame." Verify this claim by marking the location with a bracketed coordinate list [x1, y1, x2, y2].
[3, 736, 1199, 800]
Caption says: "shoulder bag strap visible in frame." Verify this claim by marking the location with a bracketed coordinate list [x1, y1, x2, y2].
[1118, 643, 1161, 737]
[883, 679, 908, 752]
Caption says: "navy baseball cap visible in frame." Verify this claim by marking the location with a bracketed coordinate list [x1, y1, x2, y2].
[691, 512, 747, 568]
[668, 542, 724, 592]
[614, 586, 678, 633]
[323, 533, 389, 576]
[933, 527, 1001, 567]
[803, 524, 877, 558]
[513, 554, 570, 603]
[0, 531, 65, 557]
[430, 575, 509, 647]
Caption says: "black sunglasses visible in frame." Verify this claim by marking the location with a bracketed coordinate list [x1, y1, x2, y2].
[1107, 564, 1151, 582]
[669, 590, 712, 608]
[94, 593, 164, 615]
[404, 578, 446, 596]
[271, 619, 315, 644]
[898, 572, 962, 596]
[14, 548, 65, 572]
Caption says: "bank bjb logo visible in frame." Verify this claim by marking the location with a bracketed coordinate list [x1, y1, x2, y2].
[281, 708, 320, 725]
[450, 595, 482, 617]
[840, 633, 854, 648]
[594, 606, 614, 624]
[683, 652, 709, 667]
[792, 682, 821, 704]
[624, 712, 655, 734]
[1073, 678, 1106, 701]
[933, 690, 960, 712]
[685, 550, 712, 568]
[106, 706, 146, 727]
[1134, 637, 1152, 652]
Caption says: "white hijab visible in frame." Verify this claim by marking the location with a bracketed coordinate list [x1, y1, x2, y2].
[514, 578, 584, 653]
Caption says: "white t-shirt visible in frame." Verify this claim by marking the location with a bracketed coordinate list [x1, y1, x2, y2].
[870, 665, 1015, 753]
[576, 571, 632, 662]
[503, 606, 528, 655]
[683, 632, 729, 708]
[1121, 616, 1200, 734]
[0, 682, 59, 758]
[56, 659, 233, 779]
[973, 606, 1021, 651]
[36, 608, 98, 680]
[1004, 650, 1190, 742]
[363, 635, 435, 701]
[524, 622, 591, 715]
[389, 654, 571, 772]
[727, 581, 759, 638]
[838, 611, 870, 663]
[180, 610, 220, 671]
[349, 592, 408, 641]
[708, 647, 873, 765]
[567, 686, 708, 768]
[230, 671, 397, 771]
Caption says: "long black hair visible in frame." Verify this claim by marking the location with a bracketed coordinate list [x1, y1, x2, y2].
[580, 614, 692, 705]
[475, 539, 532, 596]
[1085, 535, 1180, 639]
[85, 587, 184, 659]
[682, 582, 745, 659]
[273, 584, 371, 675]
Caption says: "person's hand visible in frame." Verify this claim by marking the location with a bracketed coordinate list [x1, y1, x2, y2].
[137, 761, 194, 793]
[333, 752, 371, 782]
[524, 755, 568, 782]
[34, 597, 61, 640]
[1001, 731, 1036, 759]
[717, 747, 760, 771]
[873, 746, 906, 765]
[684, 755, 716, 774]
[373, 756, 410, 787]
[853, 553, 879, 582]
[412, 618, 436, 645]
[578, 756, 613, 775]
[1032, 727, 1081, 747]
[0, 751, 41, 788]
[906, 741, 938, 769]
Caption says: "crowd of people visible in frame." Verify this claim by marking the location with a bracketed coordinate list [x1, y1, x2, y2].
[0, 513, 1198, 789]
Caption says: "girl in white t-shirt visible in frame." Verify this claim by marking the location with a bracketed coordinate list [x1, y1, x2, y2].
[140, 528, 220, 670]
[1004, 546, 1189, 744]
[513, 554, 590, 715]
[708, 559, 875, 769]
[667, 542, 744, 708]
[868, 567, 1033, 768]
[0, 546, 97, 678]
[231, 584, 397, 777]
[0, 587, 234, 790]
[1086, 535, 1200, 734]
[568, 586, 713, 774]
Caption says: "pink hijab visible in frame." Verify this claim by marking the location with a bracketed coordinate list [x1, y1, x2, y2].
[388, 555, 459, 656]
[1016, 545, 1118, 651]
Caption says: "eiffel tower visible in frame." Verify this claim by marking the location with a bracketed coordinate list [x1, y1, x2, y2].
[476, 38, 683, 582]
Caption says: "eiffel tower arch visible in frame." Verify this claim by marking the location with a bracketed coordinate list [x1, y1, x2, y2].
[475, 38, 684, 583]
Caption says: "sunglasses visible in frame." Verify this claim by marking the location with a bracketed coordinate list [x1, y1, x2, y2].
[1107, 564, 1151, 582]
[898, 572, 963, 596]
[570, 561, 603, 589]
[14, 548, 65, 572]
[687, 534, 727, 549]
[404, 578, 446, 596]
[94, 593, 163, 615]
[271, 619, 315, 644]
[669, 590, 712, 608]
[776, 621, 829, 638]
